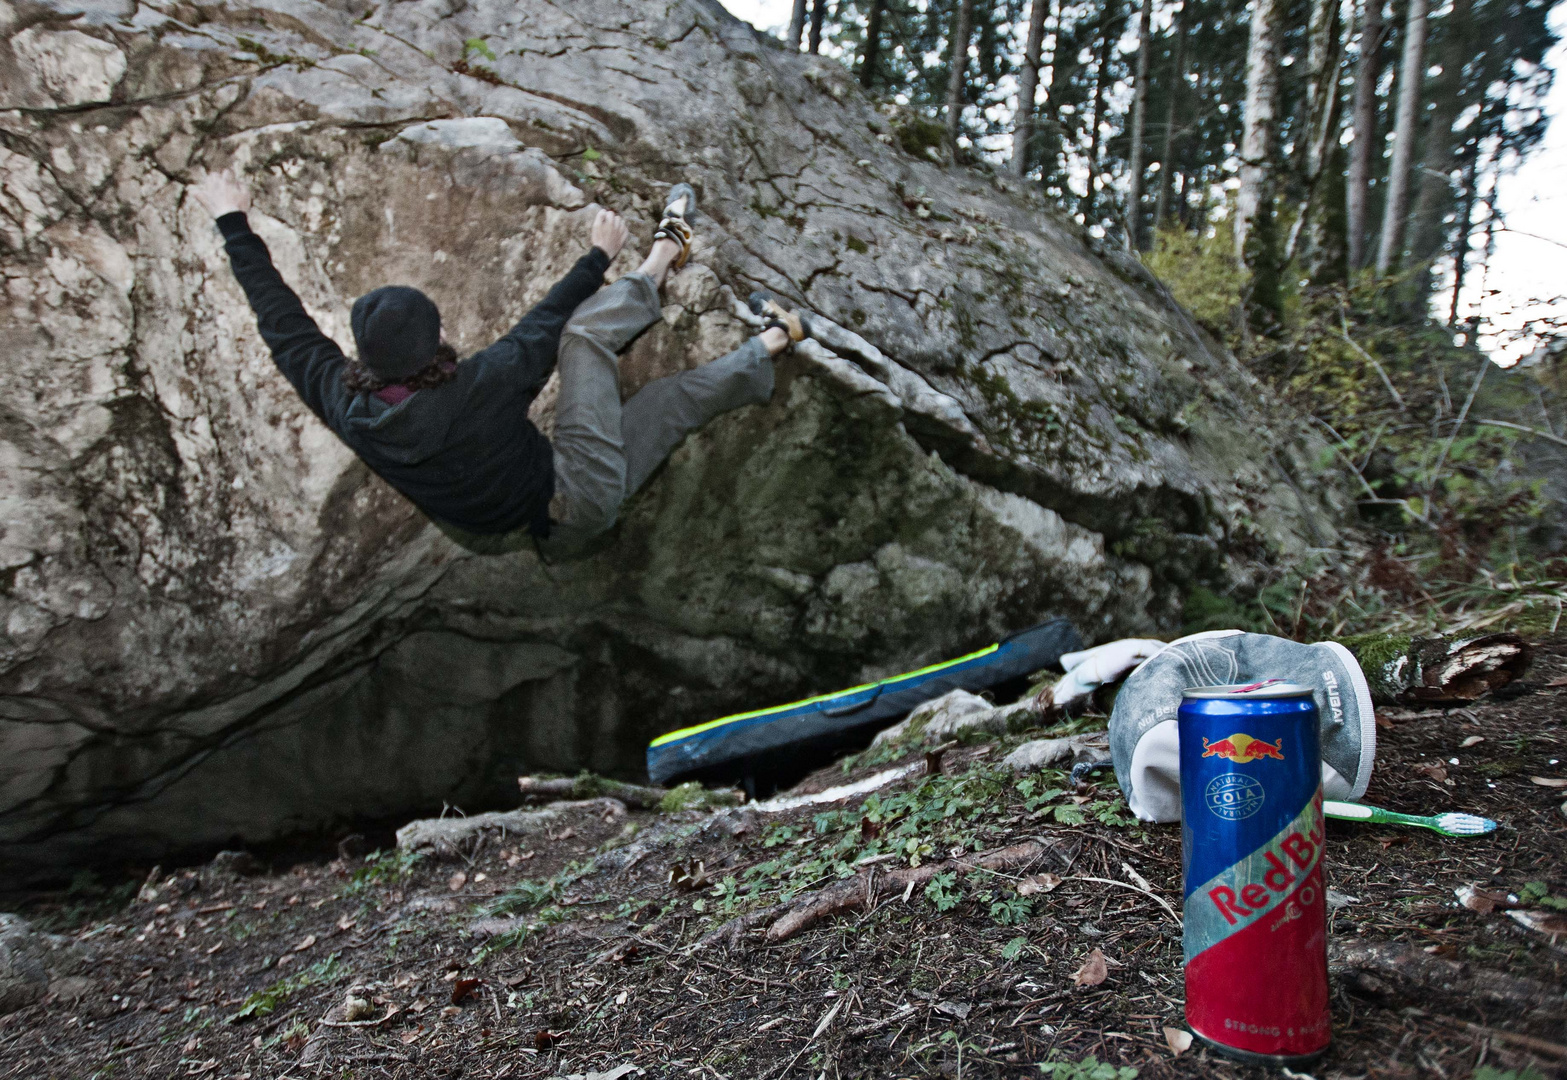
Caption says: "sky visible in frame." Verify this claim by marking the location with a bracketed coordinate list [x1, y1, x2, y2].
[716, 0, 1567, 363]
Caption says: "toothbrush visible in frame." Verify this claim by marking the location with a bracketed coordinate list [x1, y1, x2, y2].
[1323, 800, 1496, 837]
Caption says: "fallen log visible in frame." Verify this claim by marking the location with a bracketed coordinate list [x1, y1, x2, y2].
[518, 774, 670, 809]
[698, 838, 1070, 950]
[1329, 938, 1566, 1017]
[1337, 633, 1533, 705]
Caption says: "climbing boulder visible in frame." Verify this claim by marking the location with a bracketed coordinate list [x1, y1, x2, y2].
[0, 0, 1342, 877]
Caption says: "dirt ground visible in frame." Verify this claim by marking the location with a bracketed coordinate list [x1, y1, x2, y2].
[2, 641, 1564, 1080]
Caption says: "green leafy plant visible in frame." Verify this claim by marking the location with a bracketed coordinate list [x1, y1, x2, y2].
[484, 859, 595, 916]
[924, 871, 963, 912]
[463, 37, 495, 60]
[1471, 1068, 1548, 1080]
[711, 876, 742, 916]
[342, 848, 424, 896]
[227, 955, 345, 1023]
[1000, 935, 1029, 961]
[1519, 881, 1567, 911]
[1038, 1055, 1139, 1080]
[989, 895, 1033, 926]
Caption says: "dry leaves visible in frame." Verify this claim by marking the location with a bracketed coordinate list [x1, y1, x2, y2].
[342, 989, 375, 1021]
[1071, 948, 1108, 988]
[1017, 873, 1062, 897]
[292, 935, 316, 953]
[450, 977, 482, 1005]
[447, 871, 467, 892]
[1455, 884, 1516, 913]
[1529, 776, 1567, 788]
[1163, 1026, 1193, 1056]
[668, 861, 710, 892]
[1460, 735, 1485, 748]
[1412, 762, 1449, 782]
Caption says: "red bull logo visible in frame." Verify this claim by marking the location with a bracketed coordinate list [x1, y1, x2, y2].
[1201, 733, 1285, 763]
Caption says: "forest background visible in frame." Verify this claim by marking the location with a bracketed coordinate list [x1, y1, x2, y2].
[724, 0, 1567, 643]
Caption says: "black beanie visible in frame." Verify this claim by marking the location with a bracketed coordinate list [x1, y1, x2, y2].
[350, 286, 441, 380]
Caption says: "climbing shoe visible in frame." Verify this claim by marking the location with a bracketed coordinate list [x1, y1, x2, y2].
[653, 182, 697, 271]
[747, 290, 812, 345]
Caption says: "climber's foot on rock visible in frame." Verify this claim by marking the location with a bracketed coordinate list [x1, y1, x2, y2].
[639, 182, 697, 287]
[748, 290, 811, 355]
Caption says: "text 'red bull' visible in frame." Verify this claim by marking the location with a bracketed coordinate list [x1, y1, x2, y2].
[1179, 683, 1331, 1065]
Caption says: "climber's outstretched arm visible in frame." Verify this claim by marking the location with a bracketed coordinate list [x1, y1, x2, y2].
[191, 168, 351, 427]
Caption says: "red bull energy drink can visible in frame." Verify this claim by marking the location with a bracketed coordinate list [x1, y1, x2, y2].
[1179, 681, 1330, 1066]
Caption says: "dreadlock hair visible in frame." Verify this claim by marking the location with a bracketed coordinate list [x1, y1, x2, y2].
[343, 341, 460, 393]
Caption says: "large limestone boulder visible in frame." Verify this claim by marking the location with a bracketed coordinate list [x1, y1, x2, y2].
[0, 0, 1341, 876]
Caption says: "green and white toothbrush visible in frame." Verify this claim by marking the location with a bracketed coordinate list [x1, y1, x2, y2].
[1324, 800, 1496, 837]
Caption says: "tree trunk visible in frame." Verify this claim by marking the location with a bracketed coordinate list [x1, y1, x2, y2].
[1012, 0, 1051, 176]
[860, 0, 885, 88]
[945, 0, 977, 149]
[1406, 0, 1473, 296]
[808, 0, 827, 54]
[1124, 0, 1156, 249]
[1234, 0, 1284, 262]
[1306, 143, 1350, 283]
[788, 0, 809, 50]
[1082, 0, 1119, 220]
[1153, 3, 1188, 231]
[1448, 143, 1478, 327]
[1042, 7, 1075, 190]
[1375, 0, 1429, 275]
[1346, 0, 1386, 270]
[1282, 0, 1344, 264]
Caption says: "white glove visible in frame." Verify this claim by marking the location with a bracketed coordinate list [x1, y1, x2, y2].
[1046, 638, 1168, 710]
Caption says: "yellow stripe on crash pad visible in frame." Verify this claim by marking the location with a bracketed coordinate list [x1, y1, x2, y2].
[647, 642, 1002, 748]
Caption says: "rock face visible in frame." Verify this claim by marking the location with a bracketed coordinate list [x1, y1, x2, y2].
[0, 0, 1340, 876]
[0, 913, 86, 1014]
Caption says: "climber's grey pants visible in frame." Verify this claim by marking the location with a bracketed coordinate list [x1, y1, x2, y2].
[539, 272, 774, 556]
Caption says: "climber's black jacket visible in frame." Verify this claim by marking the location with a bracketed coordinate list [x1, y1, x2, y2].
[216, 211, 610, 536]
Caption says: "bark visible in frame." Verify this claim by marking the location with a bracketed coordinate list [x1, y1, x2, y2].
[1330, 939, 1567, 1017]
[808, 0, 827, 54]
[1124, 0, 1156, 249]
[1083, 0, 1121, 219]
[945, 0, 978, 149]
[1153, 3, 1188, 231]
[517, 774, 671, 810]
[1012, 0, 1051, 176]
[860, 0, 886, 88]
[1234, 0, 1284, 262]
[1375, 0, 1429, 275]
[788, 0, 808, 50]
[1282, 0, 1344, 265]
[1448, 144, 1478, 326]
[1406, 0, 1473, 290]
[1347, 0, 1387, 270]
[1336, 632, 1533, 704]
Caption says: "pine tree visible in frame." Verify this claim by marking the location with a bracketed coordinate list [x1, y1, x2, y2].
[1124, 0, 1157, 247]
[1345, 0, 1387, 270]
[1376, 0, 1428, 274]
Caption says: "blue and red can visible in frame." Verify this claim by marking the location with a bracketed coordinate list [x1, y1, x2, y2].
[1178, 681, 1330, 1066]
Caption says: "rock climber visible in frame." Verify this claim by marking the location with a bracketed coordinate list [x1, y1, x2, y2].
[189, 168, 812, 557]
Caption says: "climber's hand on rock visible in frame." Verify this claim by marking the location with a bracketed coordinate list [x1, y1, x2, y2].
[589, 208, 629, 261]
[191, 168, 250, 219]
